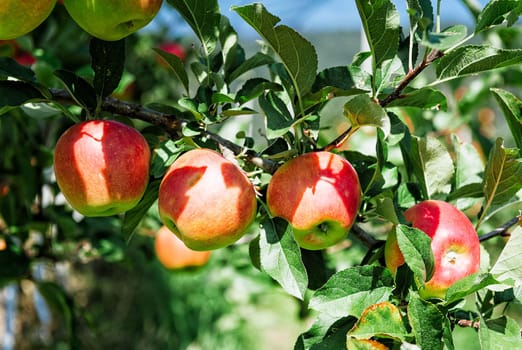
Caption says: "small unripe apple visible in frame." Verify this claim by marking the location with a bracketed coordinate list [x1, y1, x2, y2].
[158, 148, 257, 251]
[154, 225, 212, 269]
[385, 200, 480, 299]
[266, 151, 362, 250]
[54, 120, 150, 216]
[0, 0, 56, 40]
[63, 0, 163, 41]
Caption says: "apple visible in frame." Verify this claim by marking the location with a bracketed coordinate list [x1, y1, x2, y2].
[154, 225, 212, 269]
[384, 200, 480, 299]
[54, 119, 150, 216]
[158, 148, 257, 251]
[266, 151, 362, 250]
[0, 1, 56, 40]
[63, 0, 163, 41]
[157, 42, 187, 63]
[0, 40, 36, 66]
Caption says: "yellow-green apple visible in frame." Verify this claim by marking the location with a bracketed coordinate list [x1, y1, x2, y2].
[158, 148, 257, 251]
[384, 200, 480, 299]
[266, 151, 361, 250]
[0, 0, 56, 40]
[63, 0, 163, 41]
[54, 119, 150, 216]
[154, 225, 212, 269]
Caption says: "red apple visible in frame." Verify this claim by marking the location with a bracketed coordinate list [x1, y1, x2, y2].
[154, 225, 212, 269]
[158, 148, 257, 251]
[158, 42, 187, 62]
[54, 119, 150, 216]
[0, 40, 36, 66]
[266, 151, 362, 250]
[385, 200, 480, 299]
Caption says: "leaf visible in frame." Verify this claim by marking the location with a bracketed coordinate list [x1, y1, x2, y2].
[446, 183, 484, 202]
[346, 338, 389, 350]
[479, 316, 522, 349]
[0, 244, 30, 286]
[54, 69, 97, 112]
[297, 314, 357, 350]
[445, 273, 500, 303]
[344, 94, 390, 137]
[236, 78, 282, 105]
[90, 38, 125, 99]
[122, 180, 161, 241]
[395, 224, 434, 285]
[167, 0, 220, 56]
[0, 57, 37, 82]
[260, 90, 294, 139]
[348, 302, 408, 342]
[356, 0, 401, 71]
[258, 217, 308, 300]
[420, 25, 468, 51]
[233, 3, 318, 98]
[37, 282, 73, 339]
[491, 88, 522, 153]
[384, 87, 447, 110]
[435, 46, 522, 84]
[407, 293, 445, 350]
[0, 81, 47, 115]
[227, 52, 274, 83]
[476, 0, 522, 33]
[407, 0, 434, 33]
[312, 65, 370, 94]
[482, 138, 522, 210]
[309, 266, 394, 319]
[153, 48, 189, 94]
[490, 226, 522, 286]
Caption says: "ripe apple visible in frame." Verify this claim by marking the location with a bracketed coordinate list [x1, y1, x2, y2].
[154, 225, 212, 269]
[384, 200, 480, 299]
[157, 42, 187, 63]
[0, 1, 56, 40]
[63, 0, 163, 41]
[0, 40, 36, 66]
[54, 119, 150, 216]
[266, 151, 362, 250]
[158, 148, 257, 251]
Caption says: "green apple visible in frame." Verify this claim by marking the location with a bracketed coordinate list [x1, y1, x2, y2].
[54, 119, 150, 216]
[0, 1, 56, 40]
[63, 0, 163, 41]
[158, 148, 257, 251]
[266, 151, 362, 250]
[385, 200, 480, 299]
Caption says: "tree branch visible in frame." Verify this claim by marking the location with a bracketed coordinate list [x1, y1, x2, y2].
[479, 216, 521, 242]
[49, 88, 278, 173]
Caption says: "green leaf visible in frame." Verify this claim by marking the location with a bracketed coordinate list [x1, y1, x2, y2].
[153, 48, 189, 94]
[355, 0, 401, 72]
[37, 282, 74, 340]
[407, 293, 445, 350]
[167, 0, 220, 56]
[420, 25, 468, 51]
[344, 94, 390, 136]
[348, 301, 409, 342]
[260, 90, 294, 139]
[90, 38, 125, 99]
[446, 183, 484, 202]
[384, 87, 447, 109]
[0, 57, 37, 82]
[236, 78, 282, 105]
[297, 314, 357, 350]
[258, 217, 308, 300]
[122, 180, 161, 241]
[0, 244, 30, 286]
[482, 138, 522, 210]
[479, 316, 522, 349]
[395, 224, 434, 285]
[310, 266, 394, 319]
[0, 81, 47, 115]
[491, 88, 522, 154]
[445, 273, 500, 303]
[227, 52, 274, 83]
[346, 338, 389, 350]
[312, 65, 370, 94]
[54, 69, 98, 112]
[435, 46, 522, 84]
[475, 0, 522, 33]
[407, 0, 434, 32]
[400, 135, 454, 199]
[490, 226, 522, 286]
[233, 3, 318, 98]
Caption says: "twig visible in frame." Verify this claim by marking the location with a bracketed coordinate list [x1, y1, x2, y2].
[479, 216, 521, 242]
[351, 224, 381, 248]
[49, 88, 278, 173]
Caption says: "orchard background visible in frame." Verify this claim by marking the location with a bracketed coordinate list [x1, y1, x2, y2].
[1, 0, 522, 349]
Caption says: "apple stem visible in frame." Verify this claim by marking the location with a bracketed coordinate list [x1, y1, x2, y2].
[478, 216, 521, 242]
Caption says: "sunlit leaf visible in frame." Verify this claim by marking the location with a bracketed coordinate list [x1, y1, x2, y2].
[348, 301, 408, 342]
[384, 87, 447, 110]
[475, 0, 522, 33]
[445, 273, 500, 303]
[420, 25, 468, 51]
[344, 94, 390, 136]
[395, 224, 434, 286]
[490, 226, 522, 286]
[491, 88, 522, 153]
[479, 316, 522, 349]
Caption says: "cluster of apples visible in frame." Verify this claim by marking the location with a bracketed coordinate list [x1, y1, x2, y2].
[0, 0, 163, 41]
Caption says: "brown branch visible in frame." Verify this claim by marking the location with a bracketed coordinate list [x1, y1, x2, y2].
[49, 88, 278, 173]
[351, 223, 381, 249]
[479, 216, 521, 242]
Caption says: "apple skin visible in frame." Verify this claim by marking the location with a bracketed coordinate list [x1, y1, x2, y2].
[63, 0, 163, 41]
[154, 225, 212, 270]
[384, 200, 480, 299]
[158, 148, 257, 251]
[266, 151, 362, 250]
[54, 120, 150, 217]
[0, 0, 56, 40]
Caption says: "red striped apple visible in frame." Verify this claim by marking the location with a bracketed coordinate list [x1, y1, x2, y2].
[158, 148, 257, 251]
[266, 151, 362, 250]
[63, 0, 163, 41]
[54, 120, 150, 216]
[0, 0, 56, 40]
[385, 200, 481, 299]
[154, 225, 212, 270]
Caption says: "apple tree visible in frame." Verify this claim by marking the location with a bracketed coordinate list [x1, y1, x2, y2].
[1, 0, 522, 349]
